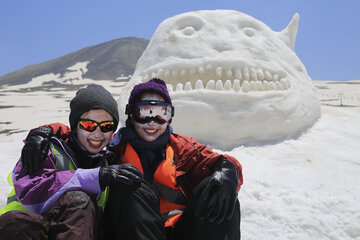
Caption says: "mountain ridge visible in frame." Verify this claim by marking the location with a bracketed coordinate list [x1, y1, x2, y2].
[0, 37, 149, 85]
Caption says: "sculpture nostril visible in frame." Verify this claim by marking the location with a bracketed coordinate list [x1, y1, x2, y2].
[212, 42, 233, 53]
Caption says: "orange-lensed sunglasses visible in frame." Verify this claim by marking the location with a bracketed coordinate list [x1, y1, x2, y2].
[78, 119, 116, 133]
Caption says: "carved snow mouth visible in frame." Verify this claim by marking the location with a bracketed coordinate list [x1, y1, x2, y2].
[141, 62, 291, 92]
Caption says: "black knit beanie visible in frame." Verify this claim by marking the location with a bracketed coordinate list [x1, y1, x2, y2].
[69, 84, 119, 130]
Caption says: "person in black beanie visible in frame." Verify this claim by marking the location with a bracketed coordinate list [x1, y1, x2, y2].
[17, 78, 244, 240]
[0, 84, 142, 240]
[69, 84, 119, 130]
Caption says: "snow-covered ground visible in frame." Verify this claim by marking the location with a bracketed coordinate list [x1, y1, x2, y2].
[0, 79, 359, 239]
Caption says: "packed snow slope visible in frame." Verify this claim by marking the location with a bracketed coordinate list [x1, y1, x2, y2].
[118, 10, 320, 150]
[0, 76, 359, 239]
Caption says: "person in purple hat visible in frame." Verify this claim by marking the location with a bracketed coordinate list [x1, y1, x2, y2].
[17, 78, 244, 240]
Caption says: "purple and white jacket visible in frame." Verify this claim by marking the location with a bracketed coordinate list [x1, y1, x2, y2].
[13, 137, 104, 215]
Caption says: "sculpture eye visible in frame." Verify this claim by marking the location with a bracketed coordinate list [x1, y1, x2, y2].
[176, 15, 204, 36]
[183, 26, 196, 36]
[244, 27, 255, 37]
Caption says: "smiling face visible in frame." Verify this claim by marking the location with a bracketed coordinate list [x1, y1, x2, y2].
[118, 10, 320, 149]
[76, 109, 114, 154]
[131, 93, 169, 142]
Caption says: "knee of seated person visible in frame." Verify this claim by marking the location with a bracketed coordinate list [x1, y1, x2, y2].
[59, 190, 93, 209]
[0, 210, 24, 223]
[0, 210, 43, 228]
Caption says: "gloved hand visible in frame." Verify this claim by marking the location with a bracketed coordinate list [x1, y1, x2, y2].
[21, 126, 53, 174]
[99, 164, 143, 191]
[195, 159, 239, 224]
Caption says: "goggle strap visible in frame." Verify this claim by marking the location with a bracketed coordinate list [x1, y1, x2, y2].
[125, 104, 130, 115]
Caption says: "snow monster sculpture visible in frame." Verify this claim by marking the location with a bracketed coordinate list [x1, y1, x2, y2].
[117, 10, 320, 150]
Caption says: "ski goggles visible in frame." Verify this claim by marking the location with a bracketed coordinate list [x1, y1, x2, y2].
[126, 100, 174, 124]
[78, 119, 116, 133]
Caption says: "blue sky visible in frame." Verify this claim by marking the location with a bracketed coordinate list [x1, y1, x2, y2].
[1, 0, 359, 80]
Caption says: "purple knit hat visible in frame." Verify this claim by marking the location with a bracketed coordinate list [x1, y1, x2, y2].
[128, 78, 172, 104]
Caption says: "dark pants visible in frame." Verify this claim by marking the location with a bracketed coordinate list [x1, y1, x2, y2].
[104, 179, 241, 240]
[0, 191, 99, 240]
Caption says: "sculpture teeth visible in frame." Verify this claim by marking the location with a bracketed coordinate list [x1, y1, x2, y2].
[264, 70, 272, 81]
[195, 80, 204, 90]
[176, 83, 183, 91]
[269, 81, 276, 90]
[144, 64, 290, 93]
[233, 79, 241, 91]
[263, 80, 269, 90]
[226, 68, 233, 78]
[249, 81, 256, 91]
[184, 82, 192, 91]
[235, 67, 242, 80]
[273, 74, 280, 81]
[224, 80, 232, 90]
[206, 80, 215, 90]
[243, 67, 250, 80]
[242, 81, 250, 92]
[216, 80, 224, 90]
[256, 81, 264, 91]
[166, 84, 173, 92]
[257, 70, 265, 81]
[250, 68, 257, 80]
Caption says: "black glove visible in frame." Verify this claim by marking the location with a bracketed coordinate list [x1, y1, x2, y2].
[195, 159, 239, 224]
[99, 164, 143, 191]
[21, 126, 53, 174]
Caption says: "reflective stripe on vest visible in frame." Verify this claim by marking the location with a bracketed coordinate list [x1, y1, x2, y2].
[50, 141, 76, 171]
[7, 194, 17, 205]
[122, 143, 187, 227]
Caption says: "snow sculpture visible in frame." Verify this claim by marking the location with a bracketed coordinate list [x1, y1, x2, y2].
[117, 10, 320, 149]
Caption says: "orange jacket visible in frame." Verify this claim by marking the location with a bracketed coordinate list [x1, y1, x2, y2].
[121, 142, 187, 227]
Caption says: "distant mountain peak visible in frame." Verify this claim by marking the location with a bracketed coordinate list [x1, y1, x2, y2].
[0, 37, 149, 86]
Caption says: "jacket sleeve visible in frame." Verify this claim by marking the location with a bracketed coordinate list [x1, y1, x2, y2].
[28, 122, 71, 140]
[13, 151, 102, 215]
[187, 136, 243, 190]
[171, 134, 243, 195]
